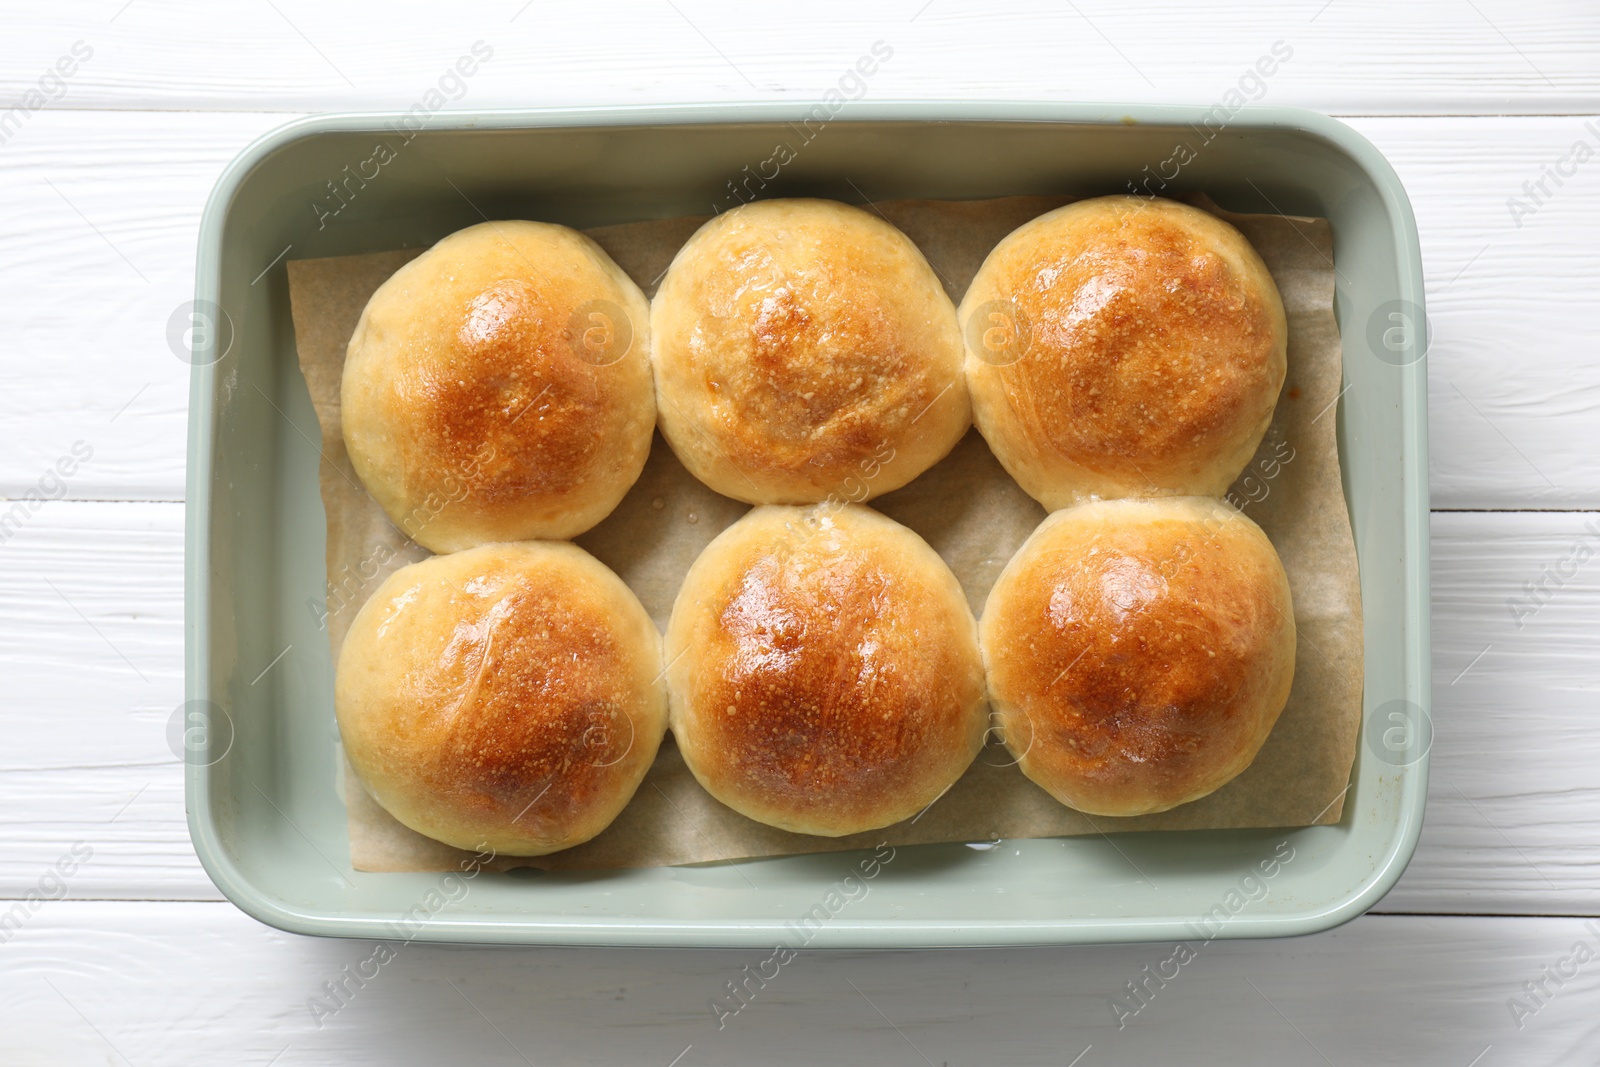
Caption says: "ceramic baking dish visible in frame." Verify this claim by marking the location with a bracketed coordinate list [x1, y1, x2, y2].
[185, 102, 1429, 947]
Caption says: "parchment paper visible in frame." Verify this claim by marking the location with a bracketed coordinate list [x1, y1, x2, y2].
[287, 195, 1363, 872]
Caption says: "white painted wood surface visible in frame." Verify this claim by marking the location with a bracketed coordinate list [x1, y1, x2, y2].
[2, 1, 1598, 1062]
[5, 111, 1599, 507]
[4, 0, 1600, 114]
[3, 505, 1596, 913]
[4, 906, 1599, 1066]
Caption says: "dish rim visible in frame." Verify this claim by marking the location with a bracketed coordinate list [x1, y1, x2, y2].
[185, 100, 1430, 947]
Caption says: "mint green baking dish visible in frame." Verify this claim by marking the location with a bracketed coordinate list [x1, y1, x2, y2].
[185, 103, 1429, 947]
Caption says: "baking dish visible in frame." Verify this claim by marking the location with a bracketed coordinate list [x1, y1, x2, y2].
[185, 102, 1429, 947]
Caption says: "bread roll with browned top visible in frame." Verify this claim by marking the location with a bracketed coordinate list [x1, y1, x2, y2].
[666, 504, 986, 836]
[651, 199, 969, 505]
[335, 542, 666, 855]
[961, 196, 1287, 509]
[981, 497, 1295, 816]
[342, 220, 653, 552]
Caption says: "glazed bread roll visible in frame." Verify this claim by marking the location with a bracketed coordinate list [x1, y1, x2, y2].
[961, 196, 1287, 509]
[343, 220, 654, 552]
[651, 198, 969, 505]
[335, 541, 666, 855]
[665, 504, 987, 836]
[981, 497, 1295, 816]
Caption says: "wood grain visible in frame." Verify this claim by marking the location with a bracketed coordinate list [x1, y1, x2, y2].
[1382, 511, 1600, 915]
[1, 502, 1595, 914]
[2, 905, 1596, 1065]
[3, 4, 1600, 1062]
[3, 13, 1599, 1051]
[2, 0, 1598, 113]
[1360, 119, 1600, 510]
[0, 110, 282, 501]
[2, 113, 1598, 507]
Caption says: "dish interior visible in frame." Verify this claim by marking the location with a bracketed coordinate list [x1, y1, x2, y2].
[189, 106, 1429, 946]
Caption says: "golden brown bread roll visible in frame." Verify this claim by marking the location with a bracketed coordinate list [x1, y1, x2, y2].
[665, 504, 987, 836]
[961, 196, 1287, 509]
[335, 541, 666, 855]
[343, 220, 654, 552]
[651, 198, 969, 505]
[981, 497, 1295, 816]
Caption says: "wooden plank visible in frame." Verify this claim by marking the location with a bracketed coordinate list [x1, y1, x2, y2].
[1380, 510, 1600, 914]
[0, 110, 282, 502]
[2, 112, 1597, 506]
[2, 0, 1598, 113]
[0, 501, 190, 897]
[1, 905, 1596, 1064]
[3, 6, 1596, 1057]
[1, 502, 1595, 913]
[1356, 118, 1600, 510]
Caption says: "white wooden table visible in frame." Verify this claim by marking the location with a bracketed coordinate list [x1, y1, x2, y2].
[3, 2, 1598, 1062]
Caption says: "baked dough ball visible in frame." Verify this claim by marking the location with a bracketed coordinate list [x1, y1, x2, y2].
[651, 198, 969, 505]
[335, 542, 666, 855]
[665, 504, 986, 836]
[343, 220, 654, 552]
[961, 196, 1287, 509]
[981, 497, 1295, 816]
